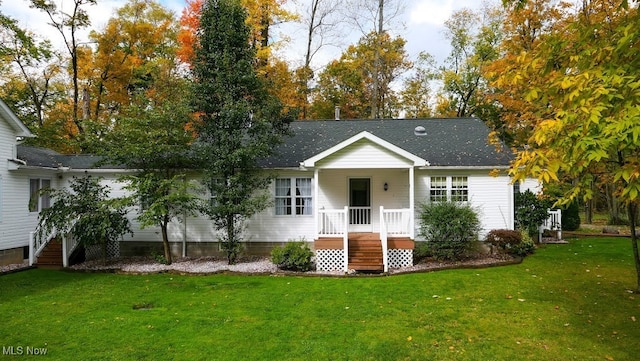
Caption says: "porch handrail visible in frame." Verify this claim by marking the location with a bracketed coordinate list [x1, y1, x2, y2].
[539, 209, 562, 241]
[29, 227, 56, 266]
[381, 208, 412, 237]
[342, 206, 349, 272]
[379, 206, 389, 272]
[62, 233, 80, 268]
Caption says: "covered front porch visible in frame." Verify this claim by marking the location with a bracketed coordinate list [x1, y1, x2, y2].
[300, 131, 426, 272]
[313, 206, 414, 272]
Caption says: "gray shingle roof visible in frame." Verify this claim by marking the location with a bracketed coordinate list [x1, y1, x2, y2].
[262, 118, 513, 168]
[16, 118, 512, 170]
[16, 145, 121, 169]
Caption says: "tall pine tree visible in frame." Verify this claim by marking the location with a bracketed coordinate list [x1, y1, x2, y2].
[191, 0, 290, 264]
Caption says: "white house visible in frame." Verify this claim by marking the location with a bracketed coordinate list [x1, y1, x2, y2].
[2, 99, 530, 272]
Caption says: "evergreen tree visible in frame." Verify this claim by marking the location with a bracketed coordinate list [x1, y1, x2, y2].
[191, 0, 290, 264]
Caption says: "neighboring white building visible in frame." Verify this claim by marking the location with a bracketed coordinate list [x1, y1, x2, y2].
[2, 99, 524, 271]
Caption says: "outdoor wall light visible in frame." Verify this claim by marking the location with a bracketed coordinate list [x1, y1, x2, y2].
[384, 182, 388, 191]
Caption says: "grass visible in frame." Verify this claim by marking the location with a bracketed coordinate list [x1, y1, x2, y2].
[1, 238, 639, 360]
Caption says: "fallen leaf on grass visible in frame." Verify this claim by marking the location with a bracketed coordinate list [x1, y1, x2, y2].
[407, 336, 412, 341]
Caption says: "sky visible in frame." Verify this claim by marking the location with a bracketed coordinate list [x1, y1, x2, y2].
[1, 0, 483, 70]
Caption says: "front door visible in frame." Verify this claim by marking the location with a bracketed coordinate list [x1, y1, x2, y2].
[349, 178, 372, 232]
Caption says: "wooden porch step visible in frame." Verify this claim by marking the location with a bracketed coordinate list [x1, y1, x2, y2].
[36, 239, 63, 267]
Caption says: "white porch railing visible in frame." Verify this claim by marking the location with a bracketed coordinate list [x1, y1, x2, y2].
[379, 207, 389, 272]
[29, 227, 56, 266]
[381, 208, 412, 237]
[349, 206, 371, 225]
[539, 209, 562, 240]
[318, 206, 349, 272]
[29, 222, 80, 267]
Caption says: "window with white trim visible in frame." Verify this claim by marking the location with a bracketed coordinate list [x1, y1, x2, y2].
[429, 176, 469, 202]
[275, 177, 313, 216]
[451, 176, 468, 202]
[29, 178, 51, 212]
[429, 176, 447, 202]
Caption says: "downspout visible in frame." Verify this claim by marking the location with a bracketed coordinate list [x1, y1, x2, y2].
[182, 212, 187, 258]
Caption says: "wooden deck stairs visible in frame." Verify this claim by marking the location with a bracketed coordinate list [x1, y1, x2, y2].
[316, 233, 414, 272]
[348, 234, 384, 272]
[35, 239, 63, 269]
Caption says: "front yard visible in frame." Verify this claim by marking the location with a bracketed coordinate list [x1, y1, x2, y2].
[1, 237, 639, 360]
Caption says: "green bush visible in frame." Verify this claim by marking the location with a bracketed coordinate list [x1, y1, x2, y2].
[485, 229, 535, 257]
[562, 201, 581, 231]
[412, 241, 432, 264]
[418, 201, 481, 261]
[512, 232, 536, 257]
[271, 240, 314, 272]
[515, 190, 552, 237]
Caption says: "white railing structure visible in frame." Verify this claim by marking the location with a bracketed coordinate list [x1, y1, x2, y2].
[29, 227, 56, 266]
[318, 206, 349, 272]
[349, 206, 371, 225]
[381, 208, 412, 237]
[61, 233, 80, 268]
[379, 207, 389, 272]
[539, 209, 562, 241]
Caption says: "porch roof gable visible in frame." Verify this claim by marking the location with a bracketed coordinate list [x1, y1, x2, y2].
[302, 131, 428, 168]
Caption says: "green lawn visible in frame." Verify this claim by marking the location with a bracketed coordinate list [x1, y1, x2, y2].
[1, 238, 639, 361]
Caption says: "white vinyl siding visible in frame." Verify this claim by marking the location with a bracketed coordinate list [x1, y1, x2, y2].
[318, 139, 412, 169]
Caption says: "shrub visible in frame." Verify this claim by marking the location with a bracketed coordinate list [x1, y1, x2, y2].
[515, 190, 552, 238]
[418, 201, 481, 261]
[562, 201, 581, 231]
[512, 231, 536, 257]
[485, 229, 535, 257]
[271, 239, 314, 272]
[412, 241, 432, 264]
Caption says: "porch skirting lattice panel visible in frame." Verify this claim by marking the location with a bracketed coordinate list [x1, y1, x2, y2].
[388, 249, 413, 269]
[316, 249, 344, 271]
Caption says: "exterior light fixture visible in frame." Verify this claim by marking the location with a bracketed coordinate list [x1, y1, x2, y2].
[384, 182, 388, 191]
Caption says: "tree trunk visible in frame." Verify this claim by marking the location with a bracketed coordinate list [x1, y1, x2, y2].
[628, 203, 640, 293]
[226, 214, 237, 265]
[161, 222, 172, 265]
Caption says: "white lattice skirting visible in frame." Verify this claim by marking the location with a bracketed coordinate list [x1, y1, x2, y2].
[388, 249, 413, 269]
[85, 241, 121, 261]
[316, 249, 344, 271]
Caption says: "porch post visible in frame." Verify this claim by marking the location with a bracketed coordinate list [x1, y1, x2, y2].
[409, 166, 415, 239]
[314, 168, 319, 240]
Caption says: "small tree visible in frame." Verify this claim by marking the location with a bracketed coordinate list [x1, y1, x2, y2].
[102, 80, 204, 265]
[418, 201, 481, 261]
[191, 0, 290, 264]
[36, 175, 132, 262]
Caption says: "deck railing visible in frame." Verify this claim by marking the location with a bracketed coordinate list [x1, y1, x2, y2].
[349, 206, 371, 225]
[379, 207, 389, 272]
[318, 207, 349, 271]
[381, 208, 412, 237]
[29, 226, 56, 266]
[539, 209, 562, 240]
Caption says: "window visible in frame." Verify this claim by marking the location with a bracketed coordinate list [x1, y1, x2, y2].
[275, 177, 312, 216]
[429, 176, 447, 202]
[451, 177, 468, 202]
[429, 176, 468, 202]
[29, 178, 51, 212]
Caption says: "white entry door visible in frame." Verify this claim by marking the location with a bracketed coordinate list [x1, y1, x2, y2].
[349, 178, 372, 232]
